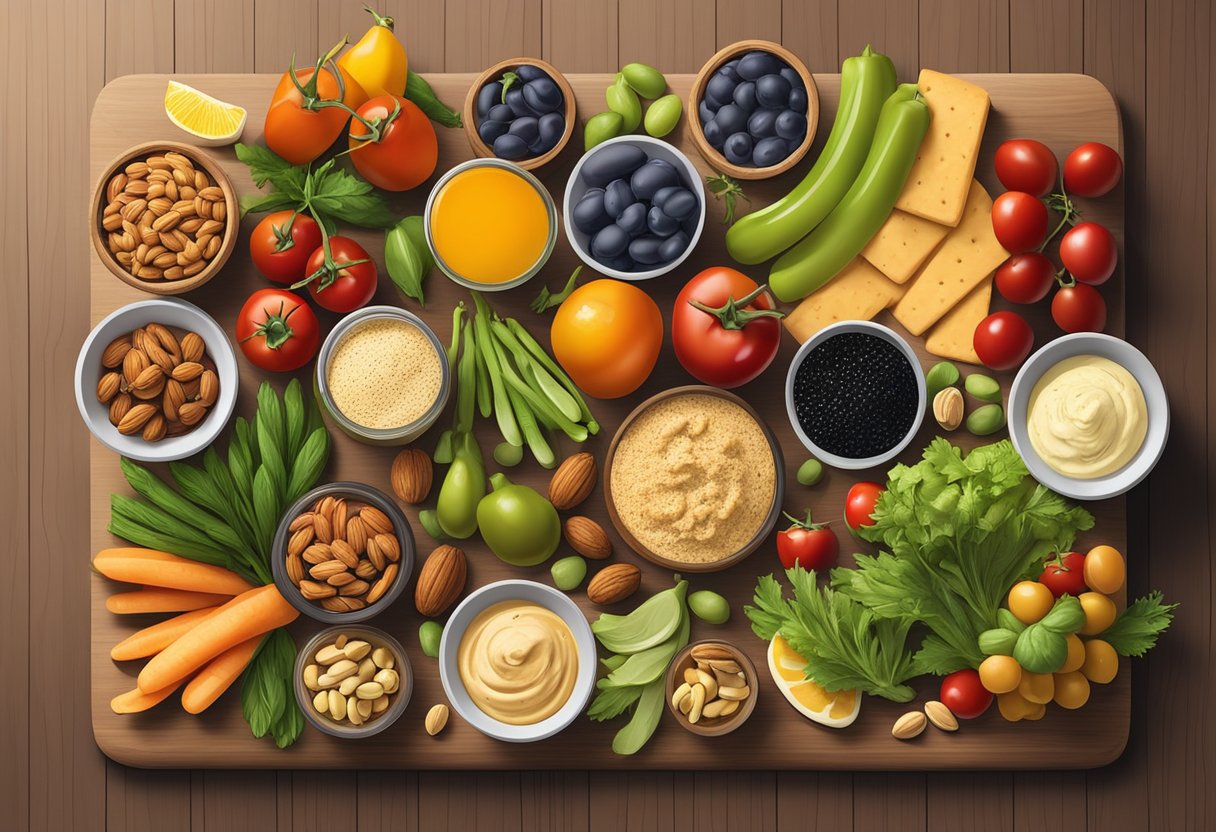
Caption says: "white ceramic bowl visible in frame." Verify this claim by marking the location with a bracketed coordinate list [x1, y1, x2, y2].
[74, 298, 238, 462]
[784, 320, 927, 471]
[563, 135, 706, 281]
[1008, 332, 1169, 500]
[439, 580, 597, 743]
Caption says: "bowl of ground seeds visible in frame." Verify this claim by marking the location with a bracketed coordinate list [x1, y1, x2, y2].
[316, 306, 450, 445]
[604, 386, 784, 572]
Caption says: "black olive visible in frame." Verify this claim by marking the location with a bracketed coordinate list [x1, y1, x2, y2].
[732, 81, 757, 113]
[724, 131, 753, 165]
[755, 73, 792, 109]
[698, 98, 717, 123]
[780, 66, 804, 92]
[590, 223, 630, 259]
[616, 201, 648, 236]
[659, 188, 697, 220]
[714, 103, 747, 136]
[775, 109, 808, 141]
[523, 78, 563, 114]
[580, 144, 648, 187]
[706, 72, 738, 108]
[572, 188, 611, 234]
[703, 119, 724, 148]
[747, 109, 778, 139]
[646, 205, 681, 237]
[536, 112, 565, 152]
[719, 61, 741, 82]
[478, 118, 509, 145]
[628, 234, 664, 265]
[737, 51, 780, 80]
[788, 87, 809, 114]
[487, 103, 514, 123]
[505, 86, 537, 118]
[603, 179, 637, 219]
[629, 159, 680, 200]
[516, 64, 546, 83]
[477, 81, 503, 119]
[657, 230, 690, 263]
[751, 136, 789, 167]
[492, 133, 531, 160]
[507, 116, 540, 145]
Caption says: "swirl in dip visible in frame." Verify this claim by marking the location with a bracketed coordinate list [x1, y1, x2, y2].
[1027, 354, 1148, 479]
[457, 601, 578, 725]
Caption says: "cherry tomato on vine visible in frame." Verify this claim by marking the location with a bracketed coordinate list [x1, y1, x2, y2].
[264, 42, 367, 165]
[235, 289, 321, 373]
[776, 511, 839, 572]
[249, 211, 322, 284]
[1051, 283, 1107, 333]
[994, 139, 1058, 197]
[1059, 221, 1117, 285]
[844, 482, 884, 531]
[940, 669, 993, 719]
[973, 311, 1034, 371]
[348, 95, 438, 191]
[671, 267, 783, 388]
[1064, 142, 1123, 197]
[1039, 552, 1088, 598]
[303, 237, 378, 313]
[995, 252, 1056, 304]
[991, 191, 1049, 254]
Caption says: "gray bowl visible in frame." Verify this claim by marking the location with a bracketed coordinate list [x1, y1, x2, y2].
[270, 481, 415, 624]
[294, 624, 412, 739]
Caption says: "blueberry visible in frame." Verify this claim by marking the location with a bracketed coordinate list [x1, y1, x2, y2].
[580, 144, 647, 187]
[732, 81, 757, 113]
[505, 86, 537, 118]
[788, 87, 808, 113]
[572, 188, 611, 234]
[478, 118, 509, 144]
[698, 98, 716, 123]
[477, 82, 503, 119]
[487, 103, 514, 123]
[537, 112, 565, 152]
[516, 64, 546, 83]
[591, 223, 630, 259]
[752, 136, 789, 167]
[747, 108, 778, 139]
[775, 110, 808, 141]
[659, 188, 697, 220]
[703, 118, 724, 148]
[616, 201, 648, 236]
[737, 51, 780, 81]
[603, 179, 637, 219]
[658, 230, 690, 263]
[714, 103, 747, 136]
[493, 133, 531, 160]
[780, 66, 804, 91]
[630, 159, 680, 200]
[523, 78, 563, 114]
[508, 116, 540, 145]
[756, 73, 792, 109]
[628, 234, 665, 265]
[724, 131, 754, 165]
[647, 205, 681, 237]
[706, 73, 738, 108]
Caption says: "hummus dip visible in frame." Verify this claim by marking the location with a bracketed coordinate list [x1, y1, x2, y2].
[1027, 354, 1148, 479]
[457, 601, 578, 725]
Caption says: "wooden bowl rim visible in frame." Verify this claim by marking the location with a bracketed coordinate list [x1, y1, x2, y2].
[686, 39, 821, 180]
[601, 385, 785, 574]
[462, 57, 578, 172]
[663, 639, 760, 737]
[89, 139, 239, 296]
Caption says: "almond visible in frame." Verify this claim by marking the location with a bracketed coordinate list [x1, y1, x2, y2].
[924, 700, 959, 732]
[303, 543, 334, 564]
[360, 506, 393, 535]
[309, 560, 349, 581]
[415, 545, 467, 616]
[199, 370, 219, 406]
[288, 525, 315, 558]
[178, 401, 208, 427]
[180, 331, 205, 363]
[345, 515, 368, 554]
[391, 448, 433, 504]
[933, 387, 964, 432]
[373, 533, 400, 563]
[122, 348, 149, 385]
[129, 364, 164, 393]
[892, 711, 927, 740]
[101, 336, 132, 368]
[116, 403, 158, 435]
[141, 413, 167, 442]
[171, 361, 204, 382]
[96, 372, 121, 404]
[367, 563, 398, 605]
[548, 452, 597, 510]
[564, 516, 612, 560]
[330, 539, 359, 569]
[109, 393, 133, 426]
[586, 563, 641, 605]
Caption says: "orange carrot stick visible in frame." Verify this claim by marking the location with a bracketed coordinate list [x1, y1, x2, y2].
[181, 635, 262, 714]
[94, 548, 254, 596]
[110, 606, 221, 662]
[106, 587, 233, 615]
[111, 677, 187, 714]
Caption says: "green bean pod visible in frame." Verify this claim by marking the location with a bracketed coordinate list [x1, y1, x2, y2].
[769, 83, 929, 302]
[725, 45, 897, 265]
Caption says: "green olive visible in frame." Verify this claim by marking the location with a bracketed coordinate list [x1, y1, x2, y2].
[643, 94, 683, 138]
[796, 457, 823, 487]
[551, 556, 588, 591]
[965, 373, 1002, 403]
[687, 590, 730, 624]
[620, 62, 667, 99]
[925, 361, 960, 400]
[584, 111, 625, 151]
[966, 403, 1006, 436]
[605, 75, 642, 133]
[419, 620, 443, 658]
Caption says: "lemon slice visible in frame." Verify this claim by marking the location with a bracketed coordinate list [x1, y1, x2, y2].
[767, 634, 860, 728]
[164, 81, 247, 146]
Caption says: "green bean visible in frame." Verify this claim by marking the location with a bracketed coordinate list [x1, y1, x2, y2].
[472, 294, 521, 448]
[446, 303, 465, 373]
[489, 320, 580, 422]
[500, 358, 555, 468]
[454, 319, 477, 434]
[504, 318, 599, 434]
[502, 367, 588, 443]
[474, 333, 492, 418]
[493, 442, 524, 467]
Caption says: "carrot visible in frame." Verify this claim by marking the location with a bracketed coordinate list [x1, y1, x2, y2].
[111, 678, 187, 714]
[106, 587, 233, 615]
[138, 585, 298, 694]
[94, 548, 254, 596]
[181, 635, 262, 714]
[110, 606, 221, 662]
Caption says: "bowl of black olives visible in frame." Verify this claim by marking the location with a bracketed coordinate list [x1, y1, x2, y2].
[464, 57, 577, 171]
[688, 40, 819, 180]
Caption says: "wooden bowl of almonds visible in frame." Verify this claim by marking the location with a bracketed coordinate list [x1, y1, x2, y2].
[90, 140, 239, 294]
[665, 640, 758, 737]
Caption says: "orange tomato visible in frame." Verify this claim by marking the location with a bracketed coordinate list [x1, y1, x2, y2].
[265, 55, 367, 165]
[551, 279, 663, 399]
[348, 96, 437, 191]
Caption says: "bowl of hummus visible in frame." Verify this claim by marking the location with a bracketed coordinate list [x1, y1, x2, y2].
[439, 579, 596, 742]
[1009, 332, 1169, 501]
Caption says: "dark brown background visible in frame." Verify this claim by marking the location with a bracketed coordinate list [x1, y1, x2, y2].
[4, 0, 1209, 829]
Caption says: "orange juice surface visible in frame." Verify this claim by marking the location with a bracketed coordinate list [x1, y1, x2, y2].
[430, 165, 550, 284]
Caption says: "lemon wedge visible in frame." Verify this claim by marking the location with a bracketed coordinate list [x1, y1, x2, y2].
[767, 634, 860, 729]
[164, 81, 247, 146]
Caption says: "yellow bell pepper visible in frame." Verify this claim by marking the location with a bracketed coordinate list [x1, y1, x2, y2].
[338, 7, 409, 100]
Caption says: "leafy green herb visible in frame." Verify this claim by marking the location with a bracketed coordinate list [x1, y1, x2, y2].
[241, 629, 299, 747]
[586, 683, 643, 722]
[530, 266, 581, 313]
[705, 174, 749, 225]
[746, 568, 918, 702]
[405, 70, 462, 127]
[385, 216, 433, 305]
[1100, 591, 1177, 657]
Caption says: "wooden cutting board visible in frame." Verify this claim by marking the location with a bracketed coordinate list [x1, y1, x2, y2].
[89, 72, 1127, 769]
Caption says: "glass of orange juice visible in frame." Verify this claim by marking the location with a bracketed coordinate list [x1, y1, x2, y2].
[425, 159, 558, 291]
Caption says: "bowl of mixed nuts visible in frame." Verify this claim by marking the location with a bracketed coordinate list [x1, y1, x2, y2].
[294, 625, 412, 739]
[90, 141, 238, 294]
[664, 640, 758, 737]
[271, 482, 416, 624]
[73, 297, 238, 462]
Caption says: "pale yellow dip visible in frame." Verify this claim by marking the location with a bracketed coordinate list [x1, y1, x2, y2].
[609, 394, 776, 564]
[326, 318, 442, 430]
[457, 601, 578, 725]
[1027, 354, 1148, 479]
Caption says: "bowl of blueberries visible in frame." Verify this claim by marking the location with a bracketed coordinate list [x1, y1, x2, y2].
[463, 57, 577, 171]
[563, 135, 706, 281]
[688, 40, 819, 179]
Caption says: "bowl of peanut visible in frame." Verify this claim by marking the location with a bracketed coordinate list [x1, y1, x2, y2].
[90, 140, 238, 294]
[294, 625, 412, 738]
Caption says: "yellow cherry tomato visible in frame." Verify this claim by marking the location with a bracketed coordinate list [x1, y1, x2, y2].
[1018, 670, 1055, 704]
[997, 690, 1033, 722]
[1008, 580, 1054, 624]
[1023, 702, 1047, 721]
[337, 8, 408, 100]
[1082, 638, 1119, 684]
[1084, 545, 1126, 594]
[1079, 591, 1118, 635]
[1052, 670, 1091, 709]
[551, 279, 663, 399]
[1060, 633, 1086, 673]
[979, 655, 1022, 694]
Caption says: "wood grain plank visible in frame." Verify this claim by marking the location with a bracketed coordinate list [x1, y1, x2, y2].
[418, 772, 523, 831]
[927, 773, 1013, 832]
[837, 0, 919, 81]
[200, 771, 280, 831]
[447, 0, 542, 72]
[715, 0, 782, 45]
[542, 0, 616, 72]
[691, 772, 777, 832]
[775, 772, 852, 831]
[105, 0, 176, 79]
[1009, 0, 1083, 73]
[918, 0, 1010, 72]
[616, 0, 716, 73]
[521, 772, 590, 832]
[106, 767, 193, 832]
[781, 0, 840, 74]
[253, 0, 319, 73]
[853, 773, 925, 832]
[175, 0, 255, 72]
[317, 0, 445, 74]
[1012, 773, 1087, 831]
[588, 772, 675, 831]
[292, 772, 359, 831]
[358, 771, 420, 832]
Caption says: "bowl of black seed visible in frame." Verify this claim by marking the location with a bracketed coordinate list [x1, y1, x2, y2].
[784, 321, 926, 470]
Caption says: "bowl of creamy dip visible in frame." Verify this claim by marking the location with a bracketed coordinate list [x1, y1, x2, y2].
[1009, 332, 1169, 500]
[439, 579, 596, 743]
[316, 306, 450, 445]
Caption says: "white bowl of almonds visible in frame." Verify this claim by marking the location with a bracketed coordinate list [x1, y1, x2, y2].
[74, 297, 237, 462]
[294, 625, 412, 739]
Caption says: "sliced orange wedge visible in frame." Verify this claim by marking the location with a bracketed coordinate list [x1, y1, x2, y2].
[164, 81, 246, 146]
[767, 634, 860, 728]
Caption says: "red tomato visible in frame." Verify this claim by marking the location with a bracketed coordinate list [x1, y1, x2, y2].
[304, 237, 378, 313]
[249, 211, 322, 284]
[991, 191, 1049, 254]
[973, 311, 1034, 371]
[671, 267, 782, 389]
[1040, 552, 1089, 598]
[995, 252, 1056, 304]
[845, 482, 884, 531]
[940, 669, 993, 719]
[235, 289, 320, 372]
[776, 511, 839, 572]
[1051, 283, 1107, 333]
[349, 95, 438, 191]
[994, 139, 1059, 197]
[1059, 222, 1117, 285]
[1064, 142, 1123, 197]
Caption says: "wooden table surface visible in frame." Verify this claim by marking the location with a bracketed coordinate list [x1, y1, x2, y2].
[4, 0, 1210, 829]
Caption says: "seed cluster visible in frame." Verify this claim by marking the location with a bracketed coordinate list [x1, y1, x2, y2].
[792, 332, 918, 459]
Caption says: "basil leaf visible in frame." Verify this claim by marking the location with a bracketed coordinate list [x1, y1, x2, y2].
[1040, 594, 1085, 634]
[235, 143, 306, 199]
[287, 428, 330, 505]
[385, 216, 432, 305]
[309, 161, 395, 228]
[1012, 623, 1068, 673]
[252, 467, 279, 555]
[283, 378, 306, 462]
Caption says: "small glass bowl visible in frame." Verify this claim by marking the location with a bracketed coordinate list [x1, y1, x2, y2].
[294, 624, 412, 739]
